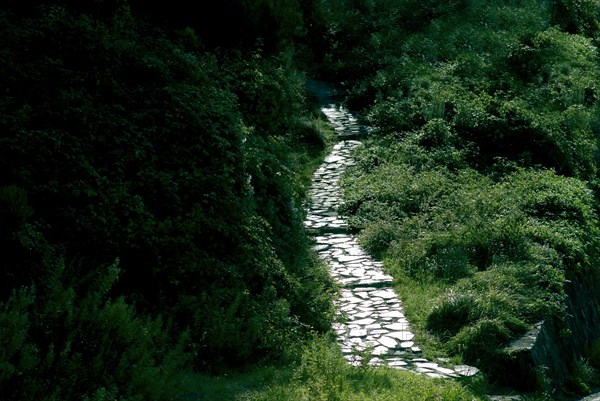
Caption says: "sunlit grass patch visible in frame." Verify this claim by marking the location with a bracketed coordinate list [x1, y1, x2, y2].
[245, 337, 482, 401]
[179, 336, 484, 401]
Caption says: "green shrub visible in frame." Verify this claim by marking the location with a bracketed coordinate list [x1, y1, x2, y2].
[564, 357, 599, 396]
[0, 3, 335, 375]
[550, 0, 600, 37]
[360, 221, 401, 257]
[449, 318, 512, 364]
[388, 233, 475, 282]
[0, 254, 191, 401]
[427, 291, 478, 339]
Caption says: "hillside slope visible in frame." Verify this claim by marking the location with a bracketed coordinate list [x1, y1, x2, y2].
[0, 2, 335, 400]
[310, 0, 600, 395]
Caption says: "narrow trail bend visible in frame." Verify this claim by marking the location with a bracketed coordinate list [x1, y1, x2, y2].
[304, 80, 478, 379]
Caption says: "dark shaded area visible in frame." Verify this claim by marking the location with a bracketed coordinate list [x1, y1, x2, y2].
[0, 2, 333, 400]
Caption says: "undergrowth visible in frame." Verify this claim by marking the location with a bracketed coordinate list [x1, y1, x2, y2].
[185, 337, 484, 401]
[329, 0, 600, 394]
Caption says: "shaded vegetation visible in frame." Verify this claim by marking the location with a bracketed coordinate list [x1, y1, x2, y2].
[315, 0, 600, 394]
[0, 2, 334, 400]
[183, 336, 484, 401]
[2, 0, 600, 399]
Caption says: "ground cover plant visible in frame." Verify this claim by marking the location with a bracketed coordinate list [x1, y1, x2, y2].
[311, 0, 600, 394]
[180, 336, 484, 401]
[2, 0, 600, 399]
[0, 1, 336, 399]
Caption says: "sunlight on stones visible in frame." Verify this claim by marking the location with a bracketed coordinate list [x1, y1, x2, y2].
[304, 94, 478, 378]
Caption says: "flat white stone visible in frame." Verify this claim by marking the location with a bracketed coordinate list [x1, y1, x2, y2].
[349, 329, 368, 338]
[432, 366, 457, 376]
[372, 274, 394, 281]
[387, 359, 408, 367]
[329, 237, 352, 244]
[454, 365, 480, 377]
[369, 358, 384, 366]
[354, 292, 370, 300]
[388, 331, 415, 341]
[385, 323, 409, 331]
[353, 287, 375, 292]
[379, 311, 404, 318]
[338, 255, 365, 262]
[352, 318, 376, 326]
[324, 154, 345, 163]
[345, 261, 364, 267]
[378, 336, 398, 348]
[350, 269, 366, 277]
[372, 346, 391, 356]
[344, 296, 364, 304]
[346, 248, 365, 256]
[415, 362, 440, 369]
[371, 289, 397, 299]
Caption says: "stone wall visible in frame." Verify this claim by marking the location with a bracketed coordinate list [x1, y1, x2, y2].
[503, 271, 600, 392]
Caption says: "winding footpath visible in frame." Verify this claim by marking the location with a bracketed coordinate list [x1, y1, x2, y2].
[304, 81, 478, 379]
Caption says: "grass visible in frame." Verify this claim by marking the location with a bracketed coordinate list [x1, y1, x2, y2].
[179, 337, 484, 401]
[292, 110, 338, 199]
[167, 367, 281, 401]
[388, 267, 454, 362]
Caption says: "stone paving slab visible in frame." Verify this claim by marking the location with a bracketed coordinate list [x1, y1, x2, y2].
[303, 89, 478, 379]
[578, 393, 600, 401]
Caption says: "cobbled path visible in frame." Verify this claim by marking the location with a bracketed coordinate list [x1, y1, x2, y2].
[304, 80, 478, 379]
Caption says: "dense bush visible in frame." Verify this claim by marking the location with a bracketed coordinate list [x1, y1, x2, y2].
[550, 0, 600, 37]
[0, 193, 192, 400]
[0, 2, 334, 399]
[321, 0, 600, 389]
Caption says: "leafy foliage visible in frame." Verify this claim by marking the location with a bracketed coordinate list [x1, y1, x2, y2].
[247, 336, 481, 401]
[322, 0, 600, 389]
[0, 218, 192, 401]
[129, 0, 303, 53]
[0, 1, 334, 399]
